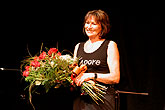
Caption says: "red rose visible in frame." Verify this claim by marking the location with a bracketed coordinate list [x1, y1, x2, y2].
[57, 52, 61, 56]
[30, 60, 40, 68]
[48, 48, 58, 56]
[25, 66, 30, 71]
[71, 73, 77, 81]
[23, 70, 29, 77]
[39, 51, 47, 60]
[34, 56, 39, 61]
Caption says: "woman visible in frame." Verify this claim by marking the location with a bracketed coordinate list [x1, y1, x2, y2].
[73, 10, 120, 110]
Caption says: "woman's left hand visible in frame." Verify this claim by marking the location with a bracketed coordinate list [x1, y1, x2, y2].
[74, 73, 94, 86]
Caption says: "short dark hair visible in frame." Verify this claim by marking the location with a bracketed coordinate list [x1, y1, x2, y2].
[83, 10, 111, 39]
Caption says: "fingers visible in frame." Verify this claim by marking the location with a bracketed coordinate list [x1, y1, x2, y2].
[75, 73, 94, 86]
[75, 73, 86, 86]
[75, 74, 83, 86]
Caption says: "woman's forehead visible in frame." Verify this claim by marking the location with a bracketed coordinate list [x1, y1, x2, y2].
[86, 15, 99, 23]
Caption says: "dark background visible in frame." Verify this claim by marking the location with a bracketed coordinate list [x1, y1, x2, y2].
[0, 2, 164, 110]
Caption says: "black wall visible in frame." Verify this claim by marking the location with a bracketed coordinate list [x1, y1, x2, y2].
[0, 3, 164, 110]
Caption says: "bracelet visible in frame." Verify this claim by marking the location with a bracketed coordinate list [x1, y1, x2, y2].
[94, 73, 97, 81]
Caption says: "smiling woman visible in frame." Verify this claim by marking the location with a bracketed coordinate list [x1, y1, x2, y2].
[73, 9, 120, 110]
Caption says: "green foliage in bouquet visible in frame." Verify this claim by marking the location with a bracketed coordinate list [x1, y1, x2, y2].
[21, 47, 77, 109]
[22, 48, 76, 90]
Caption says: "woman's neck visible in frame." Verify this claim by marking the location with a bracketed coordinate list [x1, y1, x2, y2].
[89, 36, 104, 43]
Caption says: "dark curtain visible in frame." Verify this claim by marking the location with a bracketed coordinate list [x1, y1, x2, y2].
[0, 4, 164, 110]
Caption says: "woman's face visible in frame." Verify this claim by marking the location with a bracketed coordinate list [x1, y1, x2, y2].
[84, 16, 102, 38]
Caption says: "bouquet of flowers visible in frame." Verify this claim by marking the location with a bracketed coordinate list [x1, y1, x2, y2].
[21, 47, 107, 109]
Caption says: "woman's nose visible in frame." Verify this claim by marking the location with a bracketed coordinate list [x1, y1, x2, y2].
[88, 23, 92, 28]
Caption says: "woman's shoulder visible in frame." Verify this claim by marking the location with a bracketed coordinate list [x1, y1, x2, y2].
[75, 41, 86, 48]
[74, 42, 86, 58]
[107, 40, 119, 54]
[75, 43, 80, 47]
[108, 40, 118, 47]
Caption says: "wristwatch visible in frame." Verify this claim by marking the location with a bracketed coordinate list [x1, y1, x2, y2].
[94, 73, 97, 81]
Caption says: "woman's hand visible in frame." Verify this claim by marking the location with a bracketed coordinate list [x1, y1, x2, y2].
[74, 73, 94, 86]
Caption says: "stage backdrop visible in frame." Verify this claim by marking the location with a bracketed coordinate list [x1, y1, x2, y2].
[0, 5, 164, 110]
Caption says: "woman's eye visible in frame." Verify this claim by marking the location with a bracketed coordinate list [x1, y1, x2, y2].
[86, 22, 90, 24]
[85, 21, 97, 25]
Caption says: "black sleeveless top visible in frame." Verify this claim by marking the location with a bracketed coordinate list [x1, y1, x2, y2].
[74, 40, 115, 110]
[77, 40, 110, 73]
